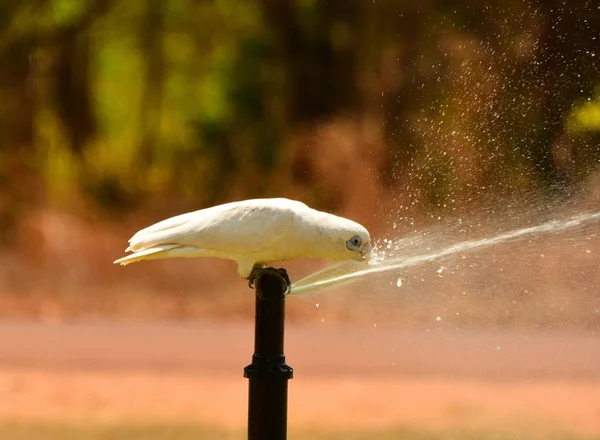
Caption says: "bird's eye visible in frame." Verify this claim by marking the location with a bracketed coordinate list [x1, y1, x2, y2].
[346, 235, 362, 251]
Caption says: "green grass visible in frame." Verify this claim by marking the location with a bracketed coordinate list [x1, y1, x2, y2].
[2, 422, 598, 440]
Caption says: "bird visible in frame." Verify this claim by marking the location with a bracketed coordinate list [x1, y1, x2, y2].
[113, 198, 372, 285]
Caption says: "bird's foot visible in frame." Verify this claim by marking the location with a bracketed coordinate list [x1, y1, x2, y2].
[265, 267, 291, 289]
[248, 273, 256, 289]
[248, 264, 263, 289]
[248, 267, 291, 294]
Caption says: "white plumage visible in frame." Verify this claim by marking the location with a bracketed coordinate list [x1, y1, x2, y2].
[114, 198, 372, 278]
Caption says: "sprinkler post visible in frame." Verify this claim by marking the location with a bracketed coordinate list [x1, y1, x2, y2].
[244, 268, 293, 440]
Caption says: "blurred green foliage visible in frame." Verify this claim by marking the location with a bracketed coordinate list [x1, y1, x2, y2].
[569, 87, 600, 132]
[0, 0, 599, 242]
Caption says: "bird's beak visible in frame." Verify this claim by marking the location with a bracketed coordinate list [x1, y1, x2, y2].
[356, 242, 372, 262]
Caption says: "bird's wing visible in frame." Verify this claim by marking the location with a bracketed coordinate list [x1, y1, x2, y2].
[126, 200, 300, 257]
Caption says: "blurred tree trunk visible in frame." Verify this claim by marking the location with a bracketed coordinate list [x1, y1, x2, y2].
[54, 34, 95, 156]
[138, 0, 165, 165]
[0, 38, 36, 246]
[374, 4, 427, 186]
[53, 0, 110, 156]
[259, 0, 359, 121]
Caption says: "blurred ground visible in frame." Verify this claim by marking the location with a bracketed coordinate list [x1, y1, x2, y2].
[1, 320, 600, 437]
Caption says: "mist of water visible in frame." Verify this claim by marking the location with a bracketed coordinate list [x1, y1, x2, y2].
[290, 209, 600, 295]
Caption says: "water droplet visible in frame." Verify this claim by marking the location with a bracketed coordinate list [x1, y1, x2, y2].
[315, 303, 319, 309]
[436, 316, 442, 322]
[396, 278, 403, 287]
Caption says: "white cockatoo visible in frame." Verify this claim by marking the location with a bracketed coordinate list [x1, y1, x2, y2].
[114, 198, 372, 282]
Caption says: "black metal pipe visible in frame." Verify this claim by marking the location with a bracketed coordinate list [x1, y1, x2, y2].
[244, 268, 293, 440]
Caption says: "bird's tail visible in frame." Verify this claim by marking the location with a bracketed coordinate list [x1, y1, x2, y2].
[113, 244, 181, 266]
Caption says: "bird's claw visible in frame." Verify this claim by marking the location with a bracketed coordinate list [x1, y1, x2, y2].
[248, 264, 262, 289]
[248, 274, 256, 289]
[266, 267, 291, 288]
[248, 267, 291, 294]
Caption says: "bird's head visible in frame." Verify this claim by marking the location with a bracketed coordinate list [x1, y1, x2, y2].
[345, 230, 372, 262]
[322, 216, 372, 263]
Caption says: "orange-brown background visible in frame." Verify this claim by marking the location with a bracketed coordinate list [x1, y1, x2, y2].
[1, 1, 600, 438]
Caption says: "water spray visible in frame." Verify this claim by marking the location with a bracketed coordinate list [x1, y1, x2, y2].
[290, 209, 600, 295]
